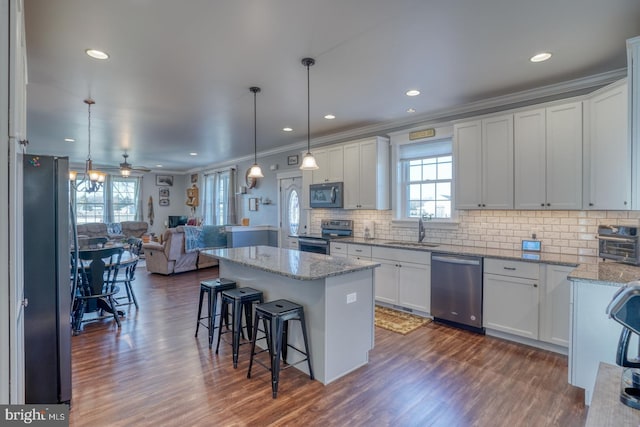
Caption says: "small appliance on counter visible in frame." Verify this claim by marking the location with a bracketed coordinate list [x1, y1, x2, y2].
[363, 220, 375, 240]
[607, 282, 640, 409]
[597, 225, 640, 265]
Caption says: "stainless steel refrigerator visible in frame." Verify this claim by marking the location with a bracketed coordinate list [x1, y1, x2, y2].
[23, 154, 72, 404]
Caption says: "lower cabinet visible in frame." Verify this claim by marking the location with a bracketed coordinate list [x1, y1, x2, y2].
[483, 258, 571, 348]
[372, 247, 430, 313]
[330, 241, 347, 257]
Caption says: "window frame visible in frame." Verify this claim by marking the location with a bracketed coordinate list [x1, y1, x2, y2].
[72, 175, 142, 224]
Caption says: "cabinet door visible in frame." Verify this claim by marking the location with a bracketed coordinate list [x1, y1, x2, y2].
[514, 109, 547, 209]
[357, 140, 378, 209]
[342, 143, 361, 209]
[483, 273, 539, 339]
[587, 82, 630, 210]
[311, 149, 328, 184]
[546, 102, 583, 209]
[398, 262, 430, 313]
[330, 242, 347, 258]
[454, 121, 483, 209]
[539, 265, 572, 347]
[374, 258, 398, 304]
[482, 115, 514, 209]
[326, 145, 344, 183]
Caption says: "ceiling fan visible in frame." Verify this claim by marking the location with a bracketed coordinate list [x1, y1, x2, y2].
[105, 152, 151, 176]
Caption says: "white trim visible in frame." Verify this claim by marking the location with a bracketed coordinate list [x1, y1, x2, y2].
[276, 170, 302, 180]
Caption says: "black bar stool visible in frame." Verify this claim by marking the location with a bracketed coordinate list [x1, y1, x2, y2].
[247, 299, 314, 398]
[216, 287, 264, 368]
[195, 278, 236, 348]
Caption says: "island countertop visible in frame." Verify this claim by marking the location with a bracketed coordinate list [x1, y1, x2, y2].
[201, 245, 380, 281]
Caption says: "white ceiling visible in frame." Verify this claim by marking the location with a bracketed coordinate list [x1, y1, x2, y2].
[23, 0, 640, 172]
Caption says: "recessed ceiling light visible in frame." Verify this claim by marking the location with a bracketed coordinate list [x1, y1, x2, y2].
[282, 127, 293, 132]
[324, 114, 336, 120]
[407, 108, 416, 113]
[406, 89, 420, 97]
[156, 164, 163, 168]
[64, 138, 75, 142]
[530, 52, 552, 63]
[189, 152, 198, 156]
[85, 49, 110, 60]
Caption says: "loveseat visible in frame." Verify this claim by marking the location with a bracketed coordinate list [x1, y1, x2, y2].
[143, 225, 226, 275]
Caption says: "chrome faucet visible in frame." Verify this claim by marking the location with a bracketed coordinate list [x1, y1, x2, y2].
[418, 216, 426, 243]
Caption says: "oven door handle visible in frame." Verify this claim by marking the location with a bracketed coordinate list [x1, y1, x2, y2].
[597, 235, 637, 243]
[298, 238, 329, 246]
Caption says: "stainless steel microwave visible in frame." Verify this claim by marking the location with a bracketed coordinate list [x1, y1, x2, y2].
[309, 182, 343, 208]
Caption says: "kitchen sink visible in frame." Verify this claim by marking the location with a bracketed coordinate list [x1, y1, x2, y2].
[384, 241, 439, 248]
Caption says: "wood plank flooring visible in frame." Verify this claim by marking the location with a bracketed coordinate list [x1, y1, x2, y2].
[69, 266, 587, 427]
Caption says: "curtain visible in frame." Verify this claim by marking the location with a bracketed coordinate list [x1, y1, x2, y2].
[226, 168, 237, 225]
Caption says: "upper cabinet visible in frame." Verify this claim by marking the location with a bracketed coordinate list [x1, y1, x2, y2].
[514, 101, 583, 210]
[454, 114, 514, 209]
[343, 136, 390, 210]
[584, 80, 629, 210]
[628, 36, 640, 210]
[311, 146, 344, 184]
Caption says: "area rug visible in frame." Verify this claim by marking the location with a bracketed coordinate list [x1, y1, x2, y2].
[375, 306, 431, 335]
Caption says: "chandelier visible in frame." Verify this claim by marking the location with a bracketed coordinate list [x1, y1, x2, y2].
[69, 98, 106, 193]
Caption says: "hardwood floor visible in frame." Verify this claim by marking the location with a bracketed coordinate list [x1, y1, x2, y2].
[69, 266, 587, 427]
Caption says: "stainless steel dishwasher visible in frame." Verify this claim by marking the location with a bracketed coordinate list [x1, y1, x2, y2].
[431, 253, 484, 333]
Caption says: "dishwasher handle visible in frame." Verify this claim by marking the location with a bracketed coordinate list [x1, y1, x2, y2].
[432, 255, 481, 266]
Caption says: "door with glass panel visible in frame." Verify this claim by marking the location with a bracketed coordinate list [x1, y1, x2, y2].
[279, 176, 305, 249]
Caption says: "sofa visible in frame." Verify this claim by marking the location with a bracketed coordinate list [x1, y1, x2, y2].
[76, 221, 149, 240]
[143, 225, 226, 275]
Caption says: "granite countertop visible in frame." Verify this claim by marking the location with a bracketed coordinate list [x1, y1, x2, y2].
[201, 245, 380, 281]
[332, 237, 640, 286]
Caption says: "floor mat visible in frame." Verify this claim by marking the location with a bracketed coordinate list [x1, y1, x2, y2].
[375, 305, 431, 335]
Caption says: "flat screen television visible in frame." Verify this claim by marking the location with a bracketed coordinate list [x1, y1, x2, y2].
[168, 215, 188, 228]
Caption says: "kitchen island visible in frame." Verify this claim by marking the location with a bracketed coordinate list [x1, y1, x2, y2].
[201, 245, 380, 384]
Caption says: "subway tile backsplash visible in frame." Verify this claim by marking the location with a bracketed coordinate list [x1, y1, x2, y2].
[309, 209, 640, 256]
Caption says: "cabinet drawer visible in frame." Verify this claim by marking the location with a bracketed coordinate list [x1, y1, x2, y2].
[371, 247, 430, 265]
[330, 242, 347, 255]
[348, 244, 372, 258]
[484, 258, 539, 279]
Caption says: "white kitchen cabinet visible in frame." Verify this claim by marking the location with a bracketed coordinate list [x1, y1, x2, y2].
[329, 241, 347, 257]
[570, 280, 622, 405]
[312, 146, 344, 184]
[628, 36, 640, 209]
[371, 247, 430, 313]
[343, 137, 390, 210]
[286, 237, 299, 250]
[483, 259, 540, 340]
[454, 114, 513, 209]
[539, 264, 572, 347]
[514, 101, 583, 210]
[347, 244, 372, 260]
[584, 80, 629, 210]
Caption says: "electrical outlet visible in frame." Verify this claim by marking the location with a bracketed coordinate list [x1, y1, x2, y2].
[346, 292, 357, 304]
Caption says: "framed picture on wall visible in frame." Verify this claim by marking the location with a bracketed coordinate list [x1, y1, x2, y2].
[287, 155, 299, 166]
[249, 197, 258, 211]
[159, 198, 170, 207]
[159, 188, 170, 198]
[191, 173, 198, 183]
[156, 175, 173, 186]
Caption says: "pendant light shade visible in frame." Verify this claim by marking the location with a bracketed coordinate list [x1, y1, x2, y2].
[247, 86, 264, 178]
[300, 57, 319, 170]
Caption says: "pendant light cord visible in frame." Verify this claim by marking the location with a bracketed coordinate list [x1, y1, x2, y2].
[306, 61, 310, 153]
[254, 89, 257, 164]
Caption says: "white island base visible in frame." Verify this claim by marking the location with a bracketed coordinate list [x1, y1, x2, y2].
[217, 258, 375, 385]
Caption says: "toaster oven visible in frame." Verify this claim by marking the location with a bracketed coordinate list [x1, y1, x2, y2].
[597, 225, 640, 265]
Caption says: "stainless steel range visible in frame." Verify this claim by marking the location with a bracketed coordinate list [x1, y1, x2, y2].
[297, 219, 353, 255]
[597, 225, 640, 265]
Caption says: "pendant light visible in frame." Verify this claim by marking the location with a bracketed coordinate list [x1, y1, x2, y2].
[300, 57, 319, 170]
[247, 86, 264, 178]
[69, 98, 106, 192]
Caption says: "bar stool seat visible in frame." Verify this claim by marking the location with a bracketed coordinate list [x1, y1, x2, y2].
[195, 278, 236, 348]
[247, 299, 314, 398]
[216, 287, 264, 368]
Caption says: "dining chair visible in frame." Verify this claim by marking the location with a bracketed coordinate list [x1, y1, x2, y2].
[114, 237, 143, 309]
[72, 246, 124, 334]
